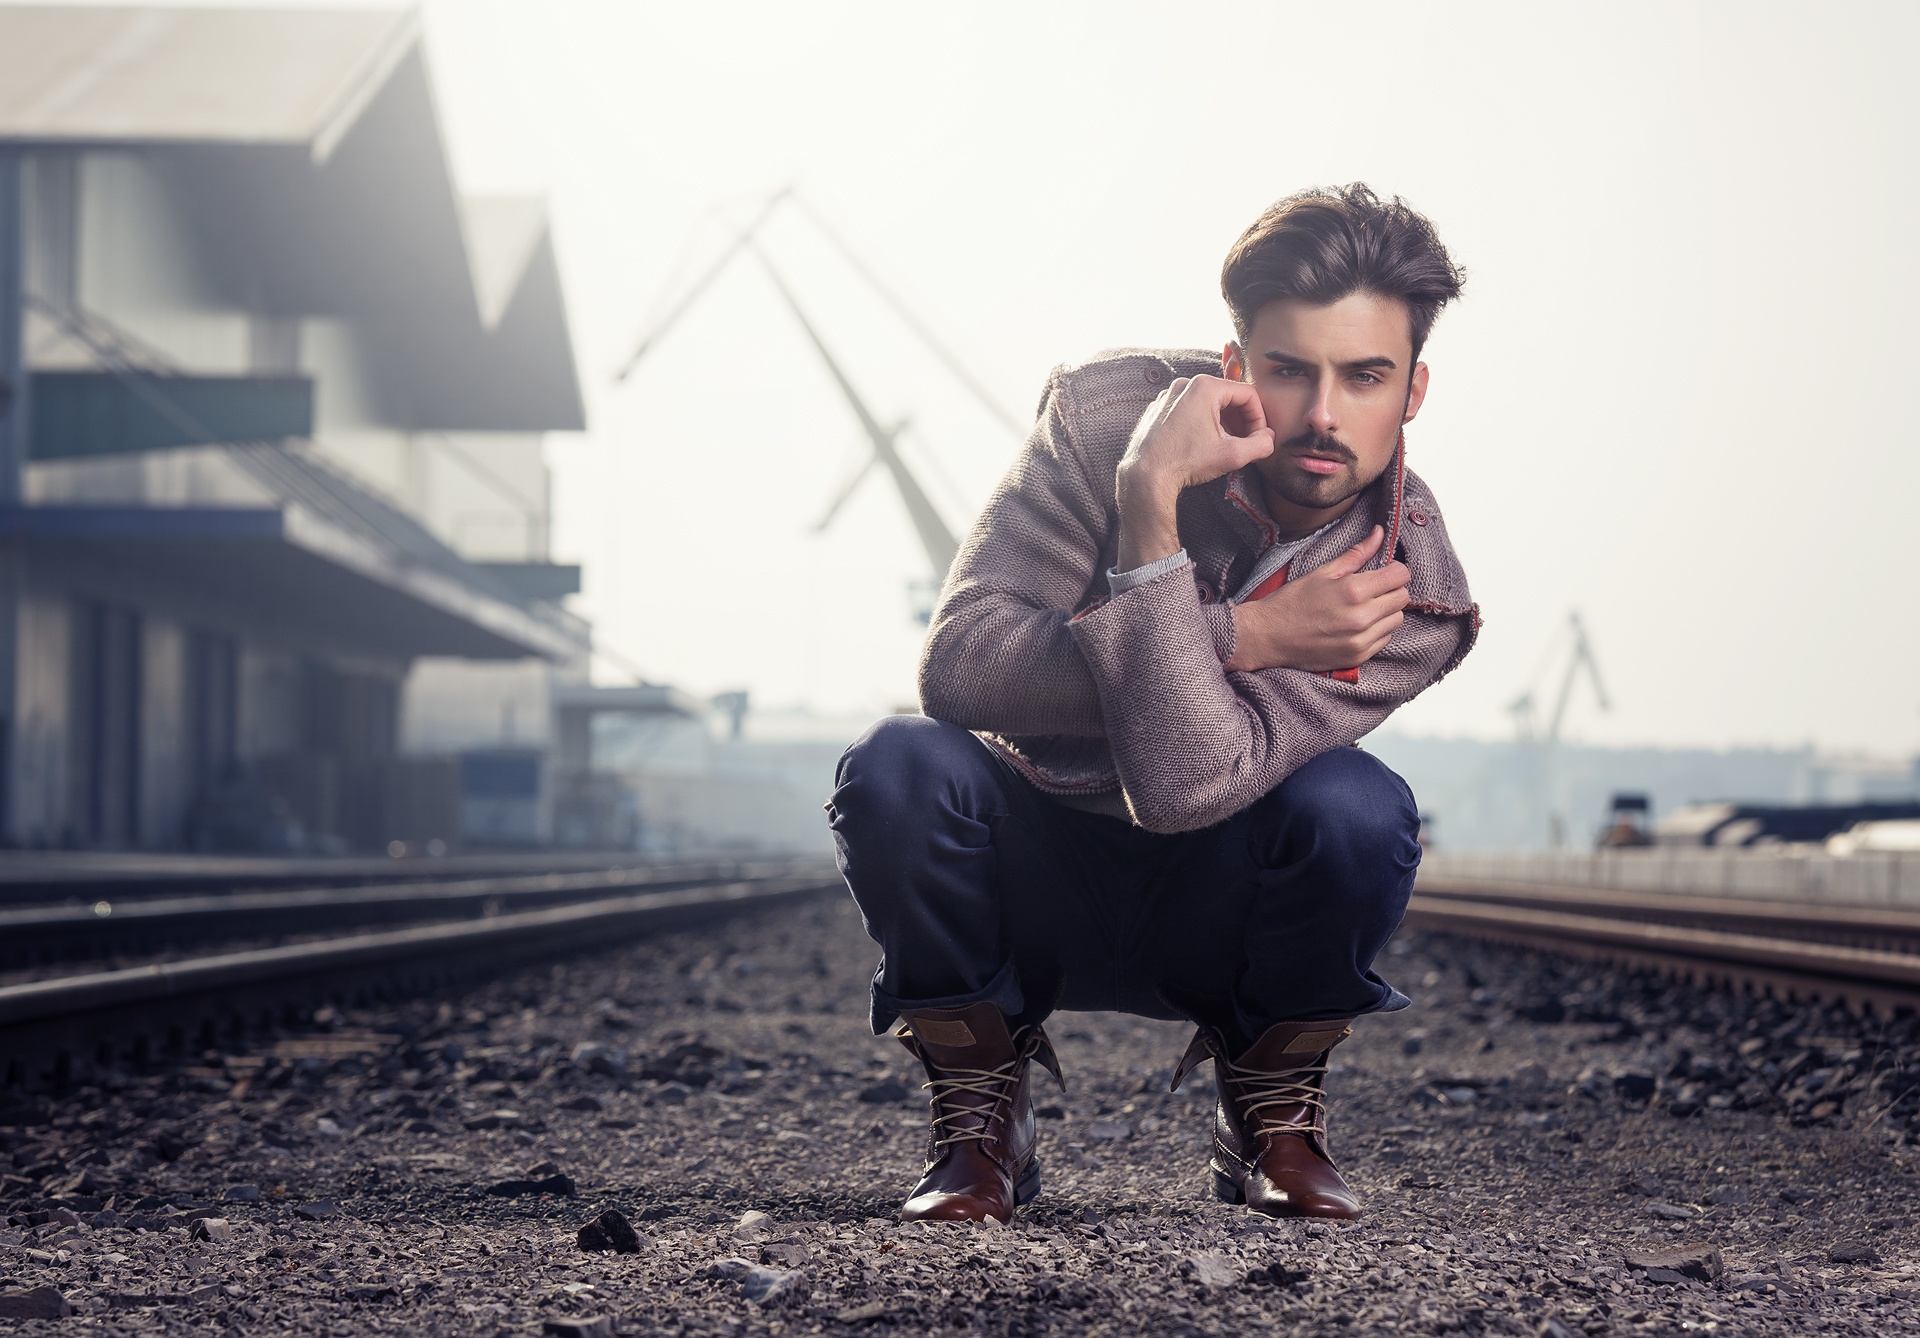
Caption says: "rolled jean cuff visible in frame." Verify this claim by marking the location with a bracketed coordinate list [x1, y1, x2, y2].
[1233, 974, 1411, 1045]
[869, 957, 1026, 1036]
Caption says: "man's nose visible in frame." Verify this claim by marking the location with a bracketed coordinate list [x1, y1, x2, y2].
[1306, 379, 1338, 434]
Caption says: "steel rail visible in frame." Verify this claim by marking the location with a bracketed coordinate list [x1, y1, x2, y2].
[1405, 889, 1920, 1012]
[0, 872, 844, 1086]
[0, 859, 824, 965]
[0, 851, 671, 906]
[1414, 875, 1920, 952]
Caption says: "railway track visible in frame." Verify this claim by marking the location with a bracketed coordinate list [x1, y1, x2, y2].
[1409, 874, 1920, 1012]
[0, 858, 843, 1088]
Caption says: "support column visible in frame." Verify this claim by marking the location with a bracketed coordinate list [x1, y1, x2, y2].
[0, 151, 27, 843]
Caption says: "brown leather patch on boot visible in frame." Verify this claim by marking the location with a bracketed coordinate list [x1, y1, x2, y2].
[1281, 1028, 1351, 1055]
[912, 1018, 978, 1047]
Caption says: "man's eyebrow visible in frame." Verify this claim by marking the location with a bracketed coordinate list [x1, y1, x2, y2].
[1262, 351, 1399, 371]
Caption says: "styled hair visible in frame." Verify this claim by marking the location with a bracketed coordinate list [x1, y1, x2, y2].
[1221, 184, 1465, 358]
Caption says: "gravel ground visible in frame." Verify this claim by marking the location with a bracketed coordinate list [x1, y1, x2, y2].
[3, 890, 1918, 1335]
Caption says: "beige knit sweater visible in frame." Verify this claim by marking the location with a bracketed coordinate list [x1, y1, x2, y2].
[918, 347, 1478, 833]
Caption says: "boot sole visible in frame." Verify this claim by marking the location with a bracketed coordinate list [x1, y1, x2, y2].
[1209, 1165, 1245, 1205]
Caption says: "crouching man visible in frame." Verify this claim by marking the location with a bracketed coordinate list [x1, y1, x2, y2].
[829, 185, 1478, 1223]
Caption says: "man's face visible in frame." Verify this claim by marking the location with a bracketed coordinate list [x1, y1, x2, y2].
[1223, 291, 1428, 523]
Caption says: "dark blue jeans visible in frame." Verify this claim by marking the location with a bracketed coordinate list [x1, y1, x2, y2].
[828, 716, 1417, 1050]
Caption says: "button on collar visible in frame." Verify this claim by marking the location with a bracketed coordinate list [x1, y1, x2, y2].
[1408, 509, 1429, 527]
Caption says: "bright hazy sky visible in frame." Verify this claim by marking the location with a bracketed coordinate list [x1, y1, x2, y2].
[93, 1, 1920, 753]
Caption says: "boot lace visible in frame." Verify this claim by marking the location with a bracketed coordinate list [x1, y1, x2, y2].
[921, 1033, 1041, 1151]
[1222, 1058, 1328, 1140]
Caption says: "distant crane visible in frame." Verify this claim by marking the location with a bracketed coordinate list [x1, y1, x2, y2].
[613, 189, 1017, 611]
[1508, 611, 1611, 846]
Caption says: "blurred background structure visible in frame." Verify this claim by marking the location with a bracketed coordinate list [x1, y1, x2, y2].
[0, 1, 1916, 860]
[0, 6, 693, 855]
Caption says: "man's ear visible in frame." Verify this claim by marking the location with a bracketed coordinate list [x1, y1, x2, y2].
[1402, 362, 1430, 423]
[1222, 342, 1246, 381]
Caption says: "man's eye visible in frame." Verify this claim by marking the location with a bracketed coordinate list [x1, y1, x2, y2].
[1351, 372, 1380, 386]
[1271, 366, 1304, 378]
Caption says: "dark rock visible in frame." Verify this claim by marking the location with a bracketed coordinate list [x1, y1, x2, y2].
[225, 1183, 262, 1202]
[1251, 1262, 1311, 1288]
[488, 1173, 576, 1197]
[1829, 1240, 1879, 1265]
[151, 1131, 193, 1161]
[576, 1208, 644, 1254]
[1642, 1267, 1694, 1286]
[1645, 1201, 1698, 1220]
[1705, 1185, 1749, 1206]
[1778, 1186, 1815, 1204]
[558, 1095, 604, 1112]
[857, 1079, 910, 1104]
[1516, 998, 1567, 1024]
[1614, 1071, 1658, 1103]
[1035, 1104, 1066, 1120]
[292, 1198, 338, 1221]
[1624, 1244, 1724, 1282]
[0, 1287, 72, 1318]
[1401, 1035, 1424, 1056]
[1625, 1174, 1663, 1196]
[542, 1318, 612, 1338]
[642, 1041, 724, 1087]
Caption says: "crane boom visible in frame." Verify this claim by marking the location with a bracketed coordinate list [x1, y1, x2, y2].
[613, 186, 793, 383]
[753, 248, 959, 579]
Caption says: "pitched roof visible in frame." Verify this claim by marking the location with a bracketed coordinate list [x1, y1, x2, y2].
[0, 4, 584, 432]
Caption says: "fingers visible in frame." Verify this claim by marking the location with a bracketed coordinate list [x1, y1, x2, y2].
[1320, 527, 1385, 579]
[1348, 560, 1412, 601]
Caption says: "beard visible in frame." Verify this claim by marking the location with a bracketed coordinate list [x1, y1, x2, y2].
[1257, 430, 1370, 509]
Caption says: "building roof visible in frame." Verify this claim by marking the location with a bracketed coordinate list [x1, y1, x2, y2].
[0, 4, 584, 432]
[0, 6, 416, 155]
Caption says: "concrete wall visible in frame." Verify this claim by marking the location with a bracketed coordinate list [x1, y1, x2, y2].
[1421, 847, 1920, 907]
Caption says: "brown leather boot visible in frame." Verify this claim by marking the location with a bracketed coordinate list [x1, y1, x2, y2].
[1172, 1018, 1360, 1220]
[895, 1001, 1062, 1223]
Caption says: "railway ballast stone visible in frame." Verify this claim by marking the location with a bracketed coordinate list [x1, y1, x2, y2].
[575, 1207, 644, 1253]
[5, 901, 1920, 1333]
[0, 1284, 71, 1317]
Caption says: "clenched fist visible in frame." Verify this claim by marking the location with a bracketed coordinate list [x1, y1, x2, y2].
[1227, 526, 1410, 674]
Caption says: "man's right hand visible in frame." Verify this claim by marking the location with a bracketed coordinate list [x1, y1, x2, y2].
[1226, 526, 1411, 673]
[1114, 376, 1274, 572]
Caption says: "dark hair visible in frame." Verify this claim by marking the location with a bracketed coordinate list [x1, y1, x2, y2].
[1221, 184, 1464, 359]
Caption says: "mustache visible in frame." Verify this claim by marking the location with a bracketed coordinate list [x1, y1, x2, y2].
[1278, 431, 1357, 463]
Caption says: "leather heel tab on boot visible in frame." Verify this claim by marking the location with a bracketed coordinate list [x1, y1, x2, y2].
[913, 1018, 978, 1047]
[1281, 1025, 1353, 1057]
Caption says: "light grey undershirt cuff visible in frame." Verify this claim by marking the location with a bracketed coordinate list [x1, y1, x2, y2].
[1107, 548, 1190, 597]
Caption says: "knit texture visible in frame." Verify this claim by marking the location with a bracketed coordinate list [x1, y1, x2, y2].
[918, 347, 1478, 834]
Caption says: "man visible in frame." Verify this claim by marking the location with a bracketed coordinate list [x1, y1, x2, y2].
[829, 185, 1477, 1224]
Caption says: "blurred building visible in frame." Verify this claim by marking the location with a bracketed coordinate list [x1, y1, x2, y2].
[0, 6, 653, 852]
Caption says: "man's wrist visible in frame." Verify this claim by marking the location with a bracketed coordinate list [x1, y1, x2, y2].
[1115, 466, 1183, 571]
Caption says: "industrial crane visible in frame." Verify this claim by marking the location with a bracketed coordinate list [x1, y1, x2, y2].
[613, 189, 1016, 607]
[1508, 610, 1611, 845]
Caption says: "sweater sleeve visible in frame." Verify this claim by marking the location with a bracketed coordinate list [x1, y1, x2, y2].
[1068, 564, 1468, 832]
[916, 376, 1112, 738]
